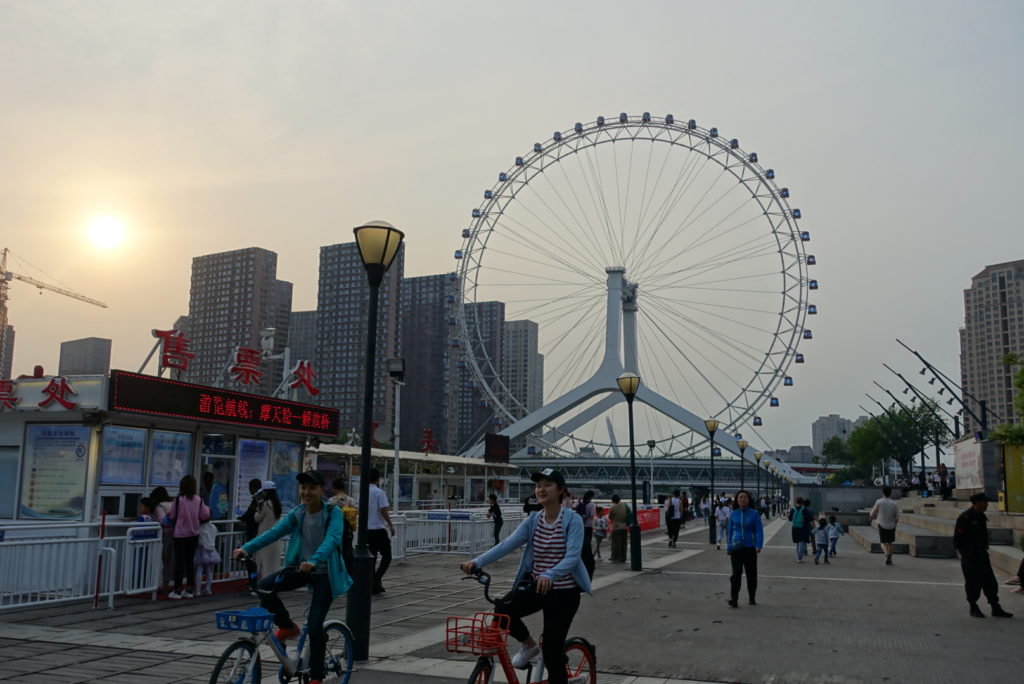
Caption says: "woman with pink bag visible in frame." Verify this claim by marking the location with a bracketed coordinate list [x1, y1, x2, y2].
[167, 474, 211, 599]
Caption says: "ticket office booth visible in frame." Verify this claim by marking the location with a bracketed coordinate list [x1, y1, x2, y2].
[0, 370, 339, 526]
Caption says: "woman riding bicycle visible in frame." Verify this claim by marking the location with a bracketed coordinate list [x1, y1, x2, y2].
[232, 470, 352, 684]
[460, 468, 591, 684]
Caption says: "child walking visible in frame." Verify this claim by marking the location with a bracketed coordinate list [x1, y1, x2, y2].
[193, 519, 222, 596]
[827, 515, 844, 557]
[593, 507, 608, 559]
[813, 518, 830, 565]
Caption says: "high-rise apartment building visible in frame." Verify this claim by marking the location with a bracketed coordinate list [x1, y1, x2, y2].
[288, 310, 318, 369]
[960, 258, 1024, 433]
[502, 319, 544, 454]
[316, 242, 403, 439]
[811, 413, 853, 456]
[455, 301, 504, 454]
[400, 273, 458, 452]
[0, 325, 13, 378]
[185, 247, 292, 395]
[58, 337, 111, 375]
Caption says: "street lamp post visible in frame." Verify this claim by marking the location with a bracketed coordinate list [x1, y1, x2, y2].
[617, 372, 643, 571]
[705, 418, 720, 545]
[755, 451, 763, 500]
[646, 439, 657, 504]
[388, 358, 405, 512]
[349, 220, 404, 661]
[737, 438, 749, 489]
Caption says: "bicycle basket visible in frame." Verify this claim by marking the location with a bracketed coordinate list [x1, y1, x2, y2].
[445, 612, 510, 655]
[215, 606, 275, 633]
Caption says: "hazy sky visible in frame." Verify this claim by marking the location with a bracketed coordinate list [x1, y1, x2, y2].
[2, 1, 1022, 453]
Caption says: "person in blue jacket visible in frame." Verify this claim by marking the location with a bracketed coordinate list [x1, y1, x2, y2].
[233, 470, 352, 684]
[725, 489, 764, 608]
[460, 468, 591, 684]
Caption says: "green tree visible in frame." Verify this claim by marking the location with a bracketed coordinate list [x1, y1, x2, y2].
[990, 353, 1024, 446]
[820, 435, 852, 467]
[848, 403, 949, 480]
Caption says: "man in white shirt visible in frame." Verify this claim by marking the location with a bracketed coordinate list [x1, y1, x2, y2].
[869, 486, 901, 566]
[366, 468, 395, 594]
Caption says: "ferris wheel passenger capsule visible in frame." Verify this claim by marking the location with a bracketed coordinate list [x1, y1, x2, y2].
[808, 280, 819, 290]
[792, 209, 802, 219]
[784, 377, 794, 386]
[533, 142, 543, 152]
[800, 231, 810, 241]
[780, 188, 790, 198]
[596, 116, 605, 126]
[619, 112, 628, 123]
[687, 119, 697, 129]
[808, 305, 817, 315]
[462, 229, 471, 238]
[484, 190, 493, 199]
[749, 152, 758, 163]
[806, 255, 816, 265]
[802, 330, 813, 339]
[709, 127, 719, 137]
[730, 138, 739, 149]
[454, 250, 464, 259]
[765, 169, 775, 179]
[642, 112, 651, 122]
[753, 416, 763, 426]
[472, 209, 481, 218]
[553, 131, 562, 141]
[795, 354, 805, 363]
[515, 156, 525, 166]
[770, 397, 780, 407]
[498, 172, 508, 181]
[574, 122, 584, 133]
[665, 114, 674, 124]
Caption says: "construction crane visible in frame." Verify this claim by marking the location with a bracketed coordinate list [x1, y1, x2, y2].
[1, 247, 108, 373]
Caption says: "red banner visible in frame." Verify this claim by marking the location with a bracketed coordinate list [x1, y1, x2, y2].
[636, 508, 661, 531]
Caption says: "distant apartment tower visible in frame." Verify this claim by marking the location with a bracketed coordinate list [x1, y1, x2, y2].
[454, 301, 505, 454]
[502, 320, 544, 454]
[960, 258, 1024, 434]
[185, 247, 292, 395]
[0, 325, 13, 378]
[288, 310, 318, 369]
[811, 413, 853, 456]
[58, 337, 111, 375]
[399, 273, 458, 452]
[316, 242, 403, 439]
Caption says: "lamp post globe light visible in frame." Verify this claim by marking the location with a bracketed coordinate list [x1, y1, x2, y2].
[754, 451, 763, 500]
[349, 220, 404, 661]
[704, 418, 720, 545]
[617, 372, 643, 571]
[737, 438, 749, 489]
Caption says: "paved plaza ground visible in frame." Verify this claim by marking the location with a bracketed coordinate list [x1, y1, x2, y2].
[1, 517, 1022, 683]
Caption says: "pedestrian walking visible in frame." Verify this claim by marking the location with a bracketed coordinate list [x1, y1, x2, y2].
[788, 497, 810, 563]
[954, 493, 1013, 618]
[577, 490, 597, 578]
[254, 481, 283, 579]
[869, 486, 900, 566]
[715, 499, 731, 550]
[167, 474, 211, 599]
[193, 518, 221, 596]
[827, 515, 845, 557]
[487, 493, 504, 546]
[813, 518, 830, 565]
[725, 490, 763, 607]
[150, 486, 175, 594]
[239, 478, 264, 543]
[459, 468, 591, 684]
[608, 494, 628, 563]
[327, 475, 357, 572]
[665, 489, 684, 547]
[593, 507, 608, 559]
[679, 492, 689, 528]
[804, 500, 818, 555]
[365, 468, 396, 594]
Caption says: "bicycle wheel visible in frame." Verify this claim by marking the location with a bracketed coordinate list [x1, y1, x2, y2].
[563, 637, 596, 684]
[322, 620, 354, 684]
[467, 656, 493, 684]
[209, 640, 262, 684]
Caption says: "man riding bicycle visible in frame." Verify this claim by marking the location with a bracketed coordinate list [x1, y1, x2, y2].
[233, 470, 352, 684]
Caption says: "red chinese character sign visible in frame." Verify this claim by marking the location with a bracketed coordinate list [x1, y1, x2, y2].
[39, 377, 77, 410]
[287, 360, 320, 397]
[230, 347, 264, 386]
[151, 329, 196, 372]
[0, 379, 18, 410]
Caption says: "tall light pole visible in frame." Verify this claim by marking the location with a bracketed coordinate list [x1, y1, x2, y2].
[646, 439, 657, 504]
[617, 372, 643, 571]
[349, 220, 404, 661]
[737, 438, 749, 489]
[388, 358, 405, 511]
[755, 451, 763, 501]
[705, 418, 720, 545]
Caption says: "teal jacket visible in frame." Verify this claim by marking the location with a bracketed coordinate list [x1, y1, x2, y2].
[242, 499, 353, 597]
[472, 509, 592, 595]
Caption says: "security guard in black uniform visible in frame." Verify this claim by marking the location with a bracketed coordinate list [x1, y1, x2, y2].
[953, 492, 1013, 618]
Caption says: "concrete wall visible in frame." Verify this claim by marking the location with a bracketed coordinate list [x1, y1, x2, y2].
[793, 486, 901, 513]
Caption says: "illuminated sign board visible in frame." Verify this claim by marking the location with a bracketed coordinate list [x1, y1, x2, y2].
[108, 370, 339, 438]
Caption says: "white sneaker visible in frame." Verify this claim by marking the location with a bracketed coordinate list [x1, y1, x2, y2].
[168, 591, 182, 600]
[180, 590, 194, 599]
[511, 643, 541, 669]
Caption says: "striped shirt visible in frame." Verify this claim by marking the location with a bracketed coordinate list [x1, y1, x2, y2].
[531, 510, 577, 590]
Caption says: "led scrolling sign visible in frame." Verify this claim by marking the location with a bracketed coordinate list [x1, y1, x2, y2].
[108, 370, 339, 438]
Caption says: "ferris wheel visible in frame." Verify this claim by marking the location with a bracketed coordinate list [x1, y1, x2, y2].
[454, 113, 816, 458]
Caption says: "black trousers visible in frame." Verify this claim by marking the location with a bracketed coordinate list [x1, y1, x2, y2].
[729, 546, 758, 601]
[172, 535, 198, 592]
[581, 527, 595, 579]
[257, 569, 333, 680]
[367, 528, 392, 586]
[666, 518, 681, 543]
[961, 554, 999, 606]
[492, 520, 503, 546]
[495, 585, 581, 684]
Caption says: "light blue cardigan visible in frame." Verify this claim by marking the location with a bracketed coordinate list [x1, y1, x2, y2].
[472, 509, 592, 595]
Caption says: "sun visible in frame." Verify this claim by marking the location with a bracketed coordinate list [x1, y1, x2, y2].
[87, 215, 127, 249]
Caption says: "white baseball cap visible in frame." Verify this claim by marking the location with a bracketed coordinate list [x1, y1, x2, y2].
[262, 480, 277, 491]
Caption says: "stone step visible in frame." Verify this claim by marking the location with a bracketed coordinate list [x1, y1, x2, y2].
[848, 526, 908, 555]
[989, 543, 1024, 578]
[891, 522, 957, 558]
[902, 513, 1016, 545]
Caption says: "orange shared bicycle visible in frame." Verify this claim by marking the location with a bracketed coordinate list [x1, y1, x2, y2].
[445, 568, 596, 684]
